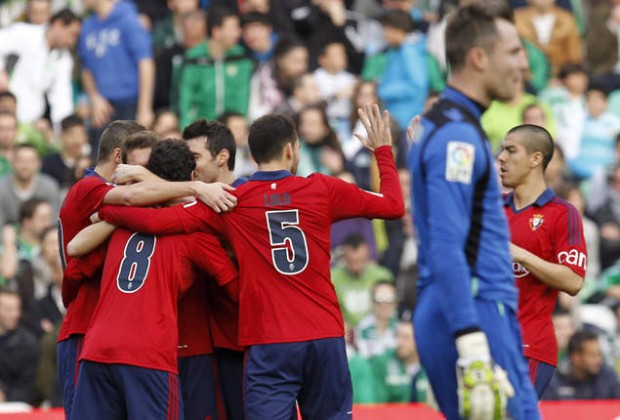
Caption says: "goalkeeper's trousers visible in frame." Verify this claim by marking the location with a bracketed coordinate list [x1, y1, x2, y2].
[413, 284, 540, 420]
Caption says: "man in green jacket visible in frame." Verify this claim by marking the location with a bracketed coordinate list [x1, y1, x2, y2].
[177, 6, 254, 128]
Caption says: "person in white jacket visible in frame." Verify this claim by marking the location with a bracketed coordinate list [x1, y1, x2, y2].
[0, 9, 80, 131]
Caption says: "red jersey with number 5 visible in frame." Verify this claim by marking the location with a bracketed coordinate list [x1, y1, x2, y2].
[504, 189, 587, 366]
[99, 146, 404, 346]
[65, 229, 238, 373]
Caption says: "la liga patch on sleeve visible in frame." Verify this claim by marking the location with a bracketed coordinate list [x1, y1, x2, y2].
[445, 141, 475, 184]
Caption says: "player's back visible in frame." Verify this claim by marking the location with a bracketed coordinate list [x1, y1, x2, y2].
[409, 88, 516, 308]
[58, 170, 114, 342]
[81, 228, 199, 374]
[224, 173, 344, 346]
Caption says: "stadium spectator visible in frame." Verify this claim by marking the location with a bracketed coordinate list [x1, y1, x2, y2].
[178, 6, 254, 127]
[592, 164, 620, 270]
[41, 115, 89, 192]
[374, 10, 429, 130]
[151, 0, 199, 53]
[152, 109, 181, 139]
[515, 0, 583, 75]
[0, 111, 17, 178]
[0, 288, 39, 405]
[587, 134, 620, 215]
[26, 0, 51, 25]
[79, 0, 155, 147]
[218, 111, 255, 178]
[274, 73, 322, 118]
[369, 318, 429, 403]
[544, 329, 620, 399]
[569, 81, 620, 180]
[0, 144, 59, 227]
[296, 104, 345, 177]
[241, 11, 277, 64]
[355, 280, 398, 358]
[0, 9, 80, 130]
[332, 233, 394, 328]
[27, 226, 63, 338]
[313, 41, 357, 135]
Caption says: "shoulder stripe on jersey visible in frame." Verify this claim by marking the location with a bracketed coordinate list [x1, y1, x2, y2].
[551, 198, 581, 246]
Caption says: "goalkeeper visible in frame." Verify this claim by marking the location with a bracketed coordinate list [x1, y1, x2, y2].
[407, 2, 540, 419]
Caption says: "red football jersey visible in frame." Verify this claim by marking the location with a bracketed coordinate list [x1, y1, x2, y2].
[58, 169, 114, 342]
[177, 273, 213, 358]
[504, 189, 587, 366]
[99, 146, 404, 346]
[65, 229, 238, 374]
[206, 278, 243, 351]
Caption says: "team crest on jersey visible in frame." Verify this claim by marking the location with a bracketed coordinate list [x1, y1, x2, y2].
[445, 141, 475, 184]
[529, 214, 544, 231]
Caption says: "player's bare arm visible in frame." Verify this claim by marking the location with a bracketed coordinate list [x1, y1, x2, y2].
[67, 221, 116, 257]
[112, 163, 163, 184]
[510, 242, 584, 296]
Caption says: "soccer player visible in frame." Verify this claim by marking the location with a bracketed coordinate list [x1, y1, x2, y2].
[499, 124, 586, 398]
[68, 139, 239, 419]
[56, 120, 236, 418]
[97, 107, 404, 419]
[408, 3, 540, 420]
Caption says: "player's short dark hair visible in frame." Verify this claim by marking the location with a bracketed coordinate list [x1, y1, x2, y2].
[507, 124, 554, 171]
[342, 233, 367, 249]
[379, 10, 414, 33]
[207, 6, 238, 37]
[146, 138, 195, 182]
[50, 8, 79, 26]
[60, 114, 84, 132]
[19, 198, 48, 224]
[96, 120, 145, 165]
[445, 0, 513, 72]
[567, 330, 599, 355]
[122, 130, 159, 163]
[183, 119, 237, 171]
[248, 113, 297, 164]
[240, 11, 271, 27]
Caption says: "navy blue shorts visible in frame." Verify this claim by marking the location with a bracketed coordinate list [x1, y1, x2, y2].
[57, 334, 83, 420]
[179, 355, 217, 420]
[71, 361, 183, 420]
[527, 357, 555, 399]
[414, 284, 540, 420]
[244, 337, 352, 420]
[215, 348, 244, 420]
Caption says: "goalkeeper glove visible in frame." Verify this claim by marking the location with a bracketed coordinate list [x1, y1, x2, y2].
[455, 331, 515, 420]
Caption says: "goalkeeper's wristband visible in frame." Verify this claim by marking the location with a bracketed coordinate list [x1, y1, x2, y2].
[456, 331, 491, 360]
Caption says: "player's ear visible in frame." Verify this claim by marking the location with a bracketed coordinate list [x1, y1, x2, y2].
[531, 151, 543, 169]
[112, 147, 123, 165]
[190, 169, 197, 181]
[217, 149, 230, 167]
[469, 46, 488, 72]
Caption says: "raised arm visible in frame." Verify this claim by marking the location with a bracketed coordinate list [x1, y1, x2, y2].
[329, 104, 404, 221]
[67, 221, 116, 257]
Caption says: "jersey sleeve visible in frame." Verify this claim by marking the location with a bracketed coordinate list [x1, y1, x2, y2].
[552, 202, 587, 278]
[99, 201, 218, 235]
[61, 245, 106, 307]
[190, 233, 239, 287]
[78, 178, 115, 214]
[327, 146, 404, 221]
[423, 124, 484, 334]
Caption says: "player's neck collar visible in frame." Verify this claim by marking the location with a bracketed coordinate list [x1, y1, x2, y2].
[249, 170, 292, 181]
[504, 187, 555, 212]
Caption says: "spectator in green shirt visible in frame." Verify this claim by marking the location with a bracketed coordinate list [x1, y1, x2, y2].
[332, 233, 394, 328]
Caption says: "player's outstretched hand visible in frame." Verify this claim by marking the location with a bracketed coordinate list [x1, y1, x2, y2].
[406, 115, 422, 144]
[355, 104, 392, 151]
[455, 331, 514, 420]
[195, 182, 237, 213]
[112, 164, 162, 185]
